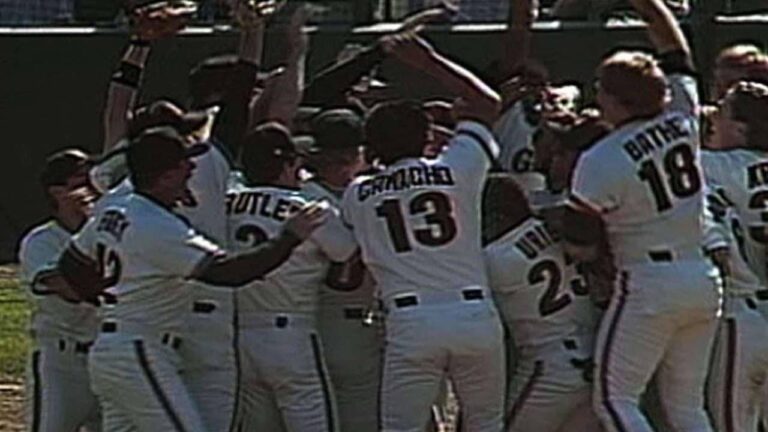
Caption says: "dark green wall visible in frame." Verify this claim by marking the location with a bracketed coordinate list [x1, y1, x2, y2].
[2, 22, 767, 260]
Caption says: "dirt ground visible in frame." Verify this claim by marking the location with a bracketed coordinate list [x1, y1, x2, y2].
[0, 378, 24, 431]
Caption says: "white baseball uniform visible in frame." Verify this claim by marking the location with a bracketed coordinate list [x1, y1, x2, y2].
[301, 178, 382, 432]
[485, 217, 601, 432]
[341, 120, 505, 432]
[91, 142, 239, 432]
[18, 221, 102, 432]
[227, 185, 357, 432]
[571, 71, 720, 432]
[702, 190, 768, 432]
[69, 191, 221, 432]
[701, 148, 768, 305]
[174, 142, 240, 432]
[494, 101, 545, 194]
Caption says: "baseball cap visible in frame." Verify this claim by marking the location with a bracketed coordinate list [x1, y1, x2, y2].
[296, 109, 364, 155]
[127, 100, 210, 139]
[40, 149, 94, 188]
[127, 127, 209, 179]
[241, 122, 299, 168]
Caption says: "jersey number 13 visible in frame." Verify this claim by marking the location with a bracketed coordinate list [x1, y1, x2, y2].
[375, 191, 458, 253]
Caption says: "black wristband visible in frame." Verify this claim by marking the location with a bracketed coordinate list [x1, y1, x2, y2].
[112, 61, 143, 88]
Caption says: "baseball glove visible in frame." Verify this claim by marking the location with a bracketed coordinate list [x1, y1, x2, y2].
[130, 1, 197, 41]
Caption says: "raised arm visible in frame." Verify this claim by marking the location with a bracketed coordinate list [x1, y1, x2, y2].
[628, 0, 690, 56]
[498, 0, 536, 82]
[387, 35, 501, 125]
[255, 5, 309, 129]
[104, 40, 150, 152]
[103, 2, 193, 152]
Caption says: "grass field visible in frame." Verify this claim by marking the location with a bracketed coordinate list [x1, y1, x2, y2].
[0, 266, 28, 431]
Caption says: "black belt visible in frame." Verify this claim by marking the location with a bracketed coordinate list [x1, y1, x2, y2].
[100, 322, 182, 349]
[344, 307, 365, 320]
[648, 250, 674, 263]
[192, 301, 217, 314]
[756, 290, 768, 301]
[394, 289, 485, 309]
[58, 339, 92, 354]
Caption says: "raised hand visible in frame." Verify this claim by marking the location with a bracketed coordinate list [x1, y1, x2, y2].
[284, 201, 331, 240]
[131, 1, 197, 41]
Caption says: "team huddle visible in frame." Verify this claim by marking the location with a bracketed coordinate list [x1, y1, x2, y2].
[16, 0, 768, 431]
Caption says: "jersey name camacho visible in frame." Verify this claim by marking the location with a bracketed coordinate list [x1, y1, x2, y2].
[355, 165, 455, 202]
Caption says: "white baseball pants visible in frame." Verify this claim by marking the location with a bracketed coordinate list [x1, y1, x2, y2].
[88, 332, 207, 432]
[707, 297, 768, 432]
[381, 291, 505, 432]
[239, 312, 338, 432]
[26, 337, 101, 432]
[180, 286, 239, 432]
[505, 340, 600, 432]
[593, 263, 719, 432]
[318, 305, 382, 432]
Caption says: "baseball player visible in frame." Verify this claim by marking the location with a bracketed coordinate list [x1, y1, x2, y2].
[341, 35, 505, 431]
[300, 109, 383, 432]
[701, 186, 768, 432]
[486, 114, 609, 432]
[566, 1, 720, 431]
[57, 127, 327, 431]
[228, 122, 358, 432]
[18, 149, 102, 432]
[702, 81, 768, 291]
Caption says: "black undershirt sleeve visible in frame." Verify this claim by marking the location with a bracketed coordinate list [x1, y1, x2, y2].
[302, 45, 386, 108]
[195, 230, 303, 287]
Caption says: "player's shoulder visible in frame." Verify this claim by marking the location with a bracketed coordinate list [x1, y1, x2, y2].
[485, 217, 543, 256]
[19, 221, 66, 255]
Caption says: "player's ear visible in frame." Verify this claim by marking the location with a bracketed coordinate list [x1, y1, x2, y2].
[47, 185, 68, 201]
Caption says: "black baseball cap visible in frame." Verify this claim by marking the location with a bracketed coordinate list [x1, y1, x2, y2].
[297, 109, 364, 155]
[127, 100, 210, 139]
[40, 149, 94, 188]
[127, 127, 209, 179]
[241, 122, 299, 168]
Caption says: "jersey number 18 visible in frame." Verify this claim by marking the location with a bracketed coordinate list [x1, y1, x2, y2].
[637, 144, 701, 212]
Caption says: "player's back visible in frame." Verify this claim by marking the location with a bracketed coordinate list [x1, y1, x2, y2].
[342, 121, 496, 301]
[301, 179, 375, 306]
[227, 185, 355, 314]
[702, 149, 768, 284]
[572, 108, 704, 267]
[485, 217, 597, 356]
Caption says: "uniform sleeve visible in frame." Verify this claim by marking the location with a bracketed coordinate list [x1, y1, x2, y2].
[659, 50, 699, 117]
[310, 210, 358, 262]
[484, 242, 527, 292]
[339, 185, 357, 231]
[131, 218, 223, 278]
[19, 231, 62, 295]
[569, 150, 622, 214]
[440, 121, 501, 178]
[702, 186, 732, 252]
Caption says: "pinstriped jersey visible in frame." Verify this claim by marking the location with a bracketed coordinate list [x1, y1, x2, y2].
[702, 149, 768, 285]
[70, 193, 222, 332]
[484, 217, 597, 355]
[226, 186, 358, 314]
[18, 221, 100, 342]
[570, 74, 706, 267]
[341, 121, 500, 301]
[494, 102, 545, 194]
[301, 179, 376, 307]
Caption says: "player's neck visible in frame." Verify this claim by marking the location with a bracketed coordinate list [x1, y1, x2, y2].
[136, 186, 177, 210]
